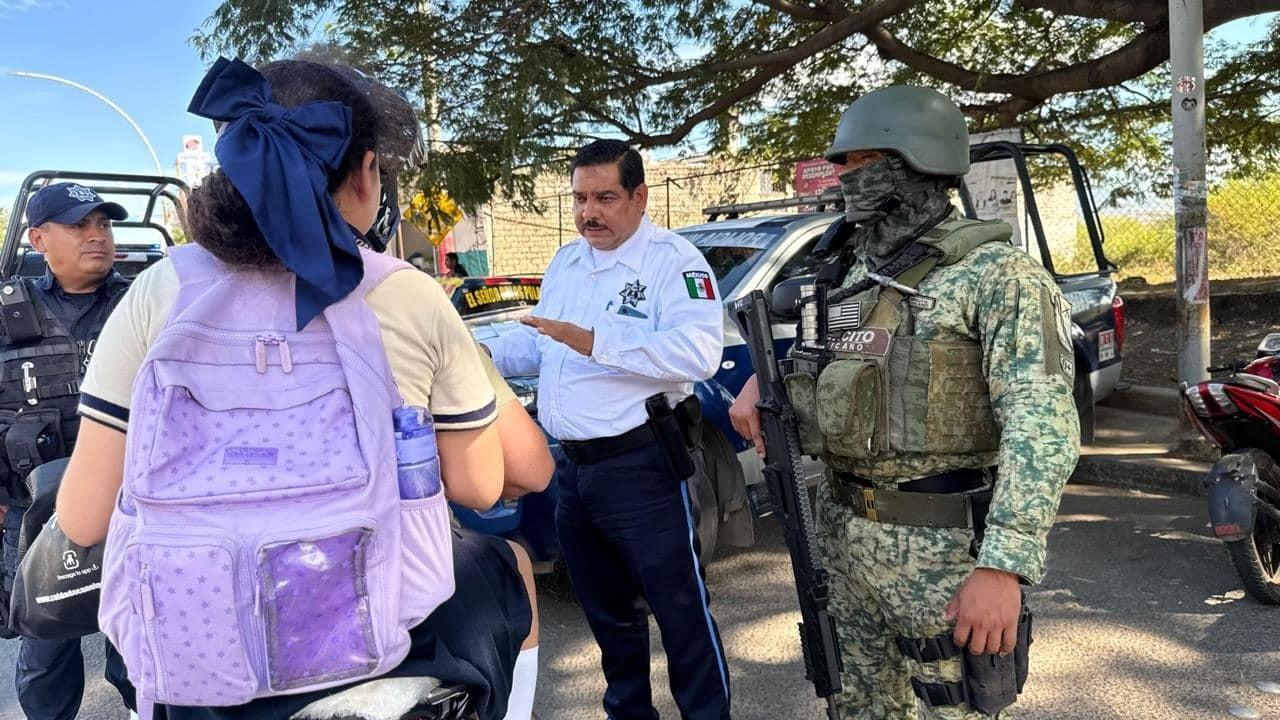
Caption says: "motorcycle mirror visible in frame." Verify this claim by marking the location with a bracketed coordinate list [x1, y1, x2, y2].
[1257, 333, 1280, 358]
[769, 276, 814, 321]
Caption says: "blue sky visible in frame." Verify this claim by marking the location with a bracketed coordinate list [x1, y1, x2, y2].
[0, 0, 225, 209]
[0, 1, 1275, 211]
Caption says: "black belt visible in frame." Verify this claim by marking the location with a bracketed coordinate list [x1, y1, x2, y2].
[828, 468, 994, 529]
[835, 468, 992, 495]
[559, 423, 656, 465]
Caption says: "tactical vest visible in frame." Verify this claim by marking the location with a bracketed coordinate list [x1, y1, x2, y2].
[786, 218, 1011, 463]
[0, 279, 85, 503]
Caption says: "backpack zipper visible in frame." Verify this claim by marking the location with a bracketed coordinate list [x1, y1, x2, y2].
[138, 563, 170, 701]
[254, 333, 293, 374]
[166, 326, 392, 403]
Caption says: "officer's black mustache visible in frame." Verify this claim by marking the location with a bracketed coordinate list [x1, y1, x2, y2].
[583, 221, 608, 230]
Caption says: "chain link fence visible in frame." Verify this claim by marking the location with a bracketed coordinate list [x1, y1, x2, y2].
[1094, 175, 1280, 284]
[484, 157, 1280, 285]
[972, 152, 1280, 283]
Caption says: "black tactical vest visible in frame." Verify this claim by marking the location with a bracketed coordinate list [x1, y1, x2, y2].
[0, 278, 90, 504]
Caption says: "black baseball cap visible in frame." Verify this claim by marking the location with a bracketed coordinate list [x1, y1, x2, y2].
[25, 182, 128, 228]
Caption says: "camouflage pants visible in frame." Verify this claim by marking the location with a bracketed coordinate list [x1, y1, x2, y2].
[815, 480, 1008, 720]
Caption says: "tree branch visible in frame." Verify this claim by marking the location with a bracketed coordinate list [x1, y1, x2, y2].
[752, 0, 844, 22]
[633, 63, 795, 146]
[1020, 0, 1280, 26]
[866, 22, 1171, 101]
[1016, 0, 1163, 25]
[868, 0, 1280, 110]
[656, 0, 915, 80]
[619, 0, 916, 147]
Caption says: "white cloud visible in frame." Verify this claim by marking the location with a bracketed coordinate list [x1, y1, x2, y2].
[0, 0, 65, 12]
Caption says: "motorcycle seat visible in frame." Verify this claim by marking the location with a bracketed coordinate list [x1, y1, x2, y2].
[291, 677, 472, 720]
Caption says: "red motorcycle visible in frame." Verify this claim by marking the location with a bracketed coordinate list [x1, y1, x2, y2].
[1182, 334, 1280, 604]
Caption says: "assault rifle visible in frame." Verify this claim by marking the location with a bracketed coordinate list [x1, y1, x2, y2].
[731, 289, 843, 720]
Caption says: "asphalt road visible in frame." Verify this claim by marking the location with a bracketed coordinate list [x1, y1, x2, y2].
[2, 483, 1279, 719]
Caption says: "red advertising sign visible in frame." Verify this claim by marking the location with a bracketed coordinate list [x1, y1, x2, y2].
[793, 158, 840, 195]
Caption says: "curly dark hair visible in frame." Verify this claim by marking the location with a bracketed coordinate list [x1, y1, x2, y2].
[185, 58, 382, 268]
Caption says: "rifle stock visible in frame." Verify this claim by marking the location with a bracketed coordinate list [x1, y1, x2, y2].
[731, 290, 843, 720]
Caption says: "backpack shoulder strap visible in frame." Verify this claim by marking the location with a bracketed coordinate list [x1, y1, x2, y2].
[353, 250, 413, 300]
[167, 244, 226, 286]
[321, 250, 413, 408]
[166, 244, 236, 323]
[917, 218, 1012, 266]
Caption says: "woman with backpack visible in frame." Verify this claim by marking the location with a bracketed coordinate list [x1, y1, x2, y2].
[54, 56, 542, 720]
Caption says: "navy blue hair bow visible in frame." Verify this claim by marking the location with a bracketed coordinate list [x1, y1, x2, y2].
[188, 57, 364, 330]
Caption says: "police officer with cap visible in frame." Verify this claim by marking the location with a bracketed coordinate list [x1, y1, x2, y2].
[1, 182, 130, 720]
[484, 139, 731, 720]
[731, 87, 1079, 718]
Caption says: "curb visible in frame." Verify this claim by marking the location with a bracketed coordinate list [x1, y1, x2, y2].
[1098, 384, 1182, 417]
[1070, 454, 1209, 497]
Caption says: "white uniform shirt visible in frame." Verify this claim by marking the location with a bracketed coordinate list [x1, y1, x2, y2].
[486, 215, 724, 441]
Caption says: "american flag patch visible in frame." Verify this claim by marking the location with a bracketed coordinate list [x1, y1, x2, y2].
[826, 300, 862, 331]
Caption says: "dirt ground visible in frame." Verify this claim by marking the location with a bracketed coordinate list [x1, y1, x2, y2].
[1118, 276, 1280, 387]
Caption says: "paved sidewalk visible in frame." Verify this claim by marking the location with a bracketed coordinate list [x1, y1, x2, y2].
[1074, 386, 1211, 496]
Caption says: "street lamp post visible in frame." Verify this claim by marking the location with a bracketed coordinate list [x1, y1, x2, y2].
[8, 70, 164, 176]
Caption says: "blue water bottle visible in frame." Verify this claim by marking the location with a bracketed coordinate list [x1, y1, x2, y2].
[393, 406, 441, 499]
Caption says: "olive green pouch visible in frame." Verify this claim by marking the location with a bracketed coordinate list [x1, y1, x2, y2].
[816, 359, 885, 460]
[783, 372, 825, 456]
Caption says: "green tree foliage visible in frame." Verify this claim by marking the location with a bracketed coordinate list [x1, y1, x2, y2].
[193, 0, 1280, 209]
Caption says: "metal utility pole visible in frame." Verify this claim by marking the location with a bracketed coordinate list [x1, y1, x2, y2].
[1169, 0, 1211, 386]
[9, 71, 164, 176]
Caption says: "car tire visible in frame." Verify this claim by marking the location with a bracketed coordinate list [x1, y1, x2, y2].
[693, 425, 737, 567]
[694, 460, 720, 568]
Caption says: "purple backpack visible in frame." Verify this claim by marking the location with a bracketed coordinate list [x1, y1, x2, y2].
[98, 245, 454, 713]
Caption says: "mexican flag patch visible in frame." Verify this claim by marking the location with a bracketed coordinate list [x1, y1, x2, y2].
[684, 271, 716, 300]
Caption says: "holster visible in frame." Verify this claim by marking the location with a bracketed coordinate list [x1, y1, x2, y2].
[5, 408, 64, 481]
[645, 393, 697, 480]
[0, 409, 64, 505]
[672, 394, 703, 449]
[898, 595, 1033, 716]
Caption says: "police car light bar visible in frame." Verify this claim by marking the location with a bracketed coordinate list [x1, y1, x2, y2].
[703, 188, 845, 221]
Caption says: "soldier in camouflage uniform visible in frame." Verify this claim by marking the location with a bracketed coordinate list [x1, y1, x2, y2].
[730, 86, 1079, 718]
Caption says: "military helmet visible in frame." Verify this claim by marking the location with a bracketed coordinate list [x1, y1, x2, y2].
[824, 86, 970, 176]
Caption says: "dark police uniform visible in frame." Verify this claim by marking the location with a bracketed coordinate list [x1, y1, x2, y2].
[487, 215, 730, 720]
[1, 267, 129, 720]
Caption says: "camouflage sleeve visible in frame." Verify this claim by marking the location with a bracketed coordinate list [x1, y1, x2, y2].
[973, 257, 1080, 584]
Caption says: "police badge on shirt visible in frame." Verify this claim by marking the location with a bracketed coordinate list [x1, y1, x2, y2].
[616, 279, 648, 318]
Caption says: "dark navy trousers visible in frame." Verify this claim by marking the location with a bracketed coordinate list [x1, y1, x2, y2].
[3, 504, 85, 720]
[555, 441, 731, 720]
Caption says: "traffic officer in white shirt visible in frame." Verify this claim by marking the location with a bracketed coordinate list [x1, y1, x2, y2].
[484, 140, 730, 720]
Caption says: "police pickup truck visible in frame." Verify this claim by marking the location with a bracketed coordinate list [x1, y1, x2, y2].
[2, 171, 186, 282]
